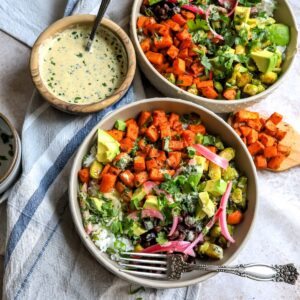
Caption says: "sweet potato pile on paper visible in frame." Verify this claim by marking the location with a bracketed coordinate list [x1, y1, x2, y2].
[232, 110, 291, 170]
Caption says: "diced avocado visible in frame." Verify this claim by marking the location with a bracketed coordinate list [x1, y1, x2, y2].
[234, 6, 251, 26]
[143, 195, 159, 210]
[219, 148, 235, 161]
[96, 129, 120, 163]
[260, 71, 278, 85]
[199, 191, 216, 217]
[114, 120, 126, 131]
[231, 187, 246, 209]
[196, 205, 206, 220]
[235, 45, 245, 55]
[198, 241, 223, 259]
[268, 24, 290, 46]
[251, 50, 278, 73]
[208, 162, 221, 180]
[214, 81, 223, 93]
[132, 222, 147, 236]
[187, 84, 198, 95]
[222, 166, 239, 181]
[236, 72, 252, 88]
[210, 225, 221, 238]
[247, 18, 258, 28]
[89, 160, 103, 179]
[131, 186, 147, 208]
[237, 176, 247, 191]
[195, 133, 204, 144]
[243, 83, 259, 96]
[195, 155, 206, 168]
[89, 197, 104, 212]
[204, 179, 227, 196]
[164, 73, 176, 84]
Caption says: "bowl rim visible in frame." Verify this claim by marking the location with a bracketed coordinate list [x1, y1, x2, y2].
[130, 0, 299, 105]
[30, 15, 136, 114]
[0, 113, 19, 184]
[69, 97, 259, 289]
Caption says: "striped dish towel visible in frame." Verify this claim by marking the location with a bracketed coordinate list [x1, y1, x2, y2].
[1, 0, 199, 299]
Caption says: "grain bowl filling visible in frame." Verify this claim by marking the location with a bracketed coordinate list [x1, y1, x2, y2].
[77, 110, 248, 262]
[136, 0, 289, 100]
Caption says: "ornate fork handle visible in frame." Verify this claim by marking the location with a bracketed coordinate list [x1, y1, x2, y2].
[189, 263, 299, 284]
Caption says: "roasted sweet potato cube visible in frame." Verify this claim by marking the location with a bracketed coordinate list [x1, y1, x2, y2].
[235, 110, 259, 122]
[277, 144, 291, 156]
[134, 156, 146, 172]
[268, 112, 283, 125]
[264, 146, 278, 158]
[247, 129, 258, 144]
[275, 129, 287, 141]
[267, 154, 286, 170]
[146, 158, 158, 171]
[254, 155, 267, 169]
[247, 141, 265, 156]
[239, 126, 252, 137]
[264, 120, 278, 137]
[145, 125, 159, 142]
[134, 171, 148, 187]
[258, 133, 275, 147]
[247, 119, 262, 131]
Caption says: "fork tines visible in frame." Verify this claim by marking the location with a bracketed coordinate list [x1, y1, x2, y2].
[119, 252, 168, 279]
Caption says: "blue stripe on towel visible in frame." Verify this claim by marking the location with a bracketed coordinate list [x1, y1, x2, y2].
[4, 88, 133, 268]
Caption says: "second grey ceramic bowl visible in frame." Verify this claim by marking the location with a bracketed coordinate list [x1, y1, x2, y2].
[0, 113, 21, 196]
[130, 0, 298, 113]
[69, 98, 258, 289]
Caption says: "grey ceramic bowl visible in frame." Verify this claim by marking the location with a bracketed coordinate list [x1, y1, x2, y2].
[0, 113, 21, 196]
[69, 98, 258, 289]
[130, 0, 298, 113]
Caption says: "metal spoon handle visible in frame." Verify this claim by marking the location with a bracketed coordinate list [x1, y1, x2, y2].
[190, 263, 299, 285]
[85, 0, 111, 51]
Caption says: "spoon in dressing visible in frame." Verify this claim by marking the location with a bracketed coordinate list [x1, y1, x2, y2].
[85, 0, 111, 52]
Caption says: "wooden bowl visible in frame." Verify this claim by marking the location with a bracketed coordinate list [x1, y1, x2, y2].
[30, 15, 136, 114]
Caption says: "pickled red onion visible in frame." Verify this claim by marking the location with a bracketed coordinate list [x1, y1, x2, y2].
[141, 208, 164, 220]
[168, 215, 179, 236]
[193, 144, 229, 169]
[219, 181, 235, 243]
[142, 241, 196, 257]
[206, 5, 224, 40]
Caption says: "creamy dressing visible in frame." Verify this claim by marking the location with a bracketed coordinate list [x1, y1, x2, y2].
[39, 25, 127, 104]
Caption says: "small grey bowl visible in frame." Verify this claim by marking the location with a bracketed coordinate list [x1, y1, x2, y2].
[130, 0, 298, 113]
[0, 113, 21, 198]
[69, 98, 258, 289]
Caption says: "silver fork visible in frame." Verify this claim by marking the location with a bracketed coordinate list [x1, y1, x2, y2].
[119, 252, 299, 284]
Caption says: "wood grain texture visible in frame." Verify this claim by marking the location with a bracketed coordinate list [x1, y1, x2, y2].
[30, 15, 136, 114]
[271, 122, 300, 172]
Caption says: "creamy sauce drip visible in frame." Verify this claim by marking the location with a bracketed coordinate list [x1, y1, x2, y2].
[39, 25, 127, 104]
